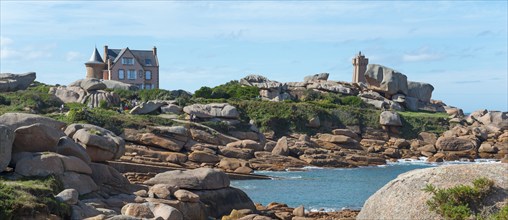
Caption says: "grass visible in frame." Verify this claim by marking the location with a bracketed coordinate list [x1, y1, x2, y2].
[0, 82, 62, 115]
[423, 177, 506, 220]
[0, 175, 70, 219]
[399, 111, 449, 139]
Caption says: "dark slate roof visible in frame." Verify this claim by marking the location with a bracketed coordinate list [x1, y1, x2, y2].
[107, 48, 157, 67]
[86, 47, 104, 64]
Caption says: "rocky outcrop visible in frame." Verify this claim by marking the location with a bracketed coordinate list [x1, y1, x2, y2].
[49, 86, 86, 103]
[0, 72, 36, 92]
[144, 168, 229, 190]
[102, 80, 139, 91]
[80, 78, 107, 92]
[0, 125, 15, 171]
[83, 90, 121, 108]
[65, 123, 125, 162]
[130, 100, 170, 115]
[364, 64, 408, 96]
[183, 103, 239, 119]
[407, 81, 434, 103]
[240, 75, 290, 101]
[379, 111, 402, 126]
[358, 163, 508, 220]
[304, 73, 329, 82]
[0, 113, 66, 130]
[12, 123, 65, 153]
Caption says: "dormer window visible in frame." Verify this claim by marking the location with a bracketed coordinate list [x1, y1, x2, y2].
[122, 57, 134, 65]
[145, 59, 152, 66]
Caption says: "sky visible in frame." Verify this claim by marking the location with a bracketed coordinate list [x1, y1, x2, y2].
[1, 1, 507, 112]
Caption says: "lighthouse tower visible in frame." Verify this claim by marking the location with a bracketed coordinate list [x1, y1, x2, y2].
[85, 47, 106, 79]
[352, 51, 368, 84]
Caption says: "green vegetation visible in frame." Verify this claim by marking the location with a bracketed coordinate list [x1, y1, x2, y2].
[0, 82, 62, 115]
[423, 177, 506, 220]
[51, 106, 175, 135]
[232, 100, 380, 137]
[399, 111, 449, 139]
[111, 88, 191, 102]
[302, 89, 366, 108]
[0, 175, 70, 219]
[193, 80, 259, 100]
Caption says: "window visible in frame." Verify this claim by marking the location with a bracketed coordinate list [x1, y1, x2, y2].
[136, 84, 143, 89]
[145, 84, 152, 89]
[122, 57, 134, 65]
[145, 59, 152, 66]
[128, 70, 136, 80]
[145, 71, 152, 80]
[118, 69, 125, 79]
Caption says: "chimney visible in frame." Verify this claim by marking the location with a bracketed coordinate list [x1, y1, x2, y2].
[104, 45, 109, 63]
[153, 46, 157, 56]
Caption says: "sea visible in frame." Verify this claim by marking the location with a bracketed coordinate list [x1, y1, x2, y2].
[230, 158, 500, 212]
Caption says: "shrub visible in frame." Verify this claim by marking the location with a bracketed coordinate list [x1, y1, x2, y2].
[423, 177, 496, 220]
[193, 81, 259, 100]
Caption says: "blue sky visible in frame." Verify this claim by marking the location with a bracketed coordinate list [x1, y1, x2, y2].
[1, 1, 507, 112]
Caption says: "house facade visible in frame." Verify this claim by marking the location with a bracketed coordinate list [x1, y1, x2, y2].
[85, 45, 159, 89]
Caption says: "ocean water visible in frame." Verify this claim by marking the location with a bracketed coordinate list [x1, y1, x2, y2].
[231, 159, 499, 212]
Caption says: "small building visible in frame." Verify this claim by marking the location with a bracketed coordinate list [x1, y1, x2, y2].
[85, 45, 159, 89]
[352, 51, 368, 84]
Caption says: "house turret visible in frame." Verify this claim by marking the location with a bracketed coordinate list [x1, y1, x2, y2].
[85, 47, 106, 79]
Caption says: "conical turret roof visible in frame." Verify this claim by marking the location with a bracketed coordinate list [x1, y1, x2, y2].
[86, 47, 104, 64]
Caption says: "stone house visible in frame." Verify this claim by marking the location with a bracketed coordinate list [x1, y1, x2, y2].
[352, 51, 368, 84]
[85, 45, 159, 89]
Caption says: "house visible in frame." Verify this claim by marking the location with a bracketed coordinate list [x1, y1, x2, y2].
[85, 45, 159, 89]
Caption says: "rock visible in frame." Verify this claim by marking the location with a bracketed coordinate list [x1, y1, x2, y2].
[318, 134, 358, 144]
[89, 163, 130, 192]
[12, 123, 65, 153]
[144, 168, 230, 190]
[218, 146, 254, 160]
[67, 124, 125, 162]
[121, 203, 154, 218]
[218, 158, 243, 171]
[81, 78, 107, 92]
[332, 129, 359, 139]
[234, 166, 253, 174]
[139, 133, 184, 152]
[391, 94, 405, 103]
[15, 152, 64, 176]
[188, 151, 220, 163]
[55, 188, 79, 205]
[226, 140, 263, 152]
[161, 104, 183, 115]
[272, 137, 289, 156]
[149, 203, 183, 220]
[130, 100, 168, 115]
[61, 171, 98, 195]
[404, 96, 419, 111]
[102, 80, 138, 91]
[304, 73, 329, 82]
[49, 86, 86, 103]
[183, 103, 240, 119]
[83, 90, 120, 108]
[379, 111, 402, 126]
[435, 137, 476, 151]
[407, 81, 434, 102]
[293, 205, 305, 217]
[193, 187, 256, 218]
[306, 81, 354, 95]
[477, 111, 508, 130]
[0, 125, 14, 171]
[306, 117, 320, 128]
[72, 201, 101, 219]
[479, 143, 498, 153]
[174, 189, 200, 203]
[148, 184, 179, 199]
[364, 64, 408, 96]
[357, 163, 508, 220]
[0, 113, 66, 130]
[418, 132, 437, 145]
[0, 72, 36, 92]
[56, 136, 91, 164]
[418, 144, 437, 153]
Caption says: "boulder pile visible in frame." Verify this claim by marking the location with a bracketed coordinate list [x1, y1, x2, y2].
[0, 72, 36, 92]
[49, 78, 120, 108]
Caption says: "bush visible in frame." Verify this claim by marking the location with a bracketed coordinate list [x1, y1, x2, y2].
[193, 81, 259, 100]
[423, 177, 496, 220]
[399, 111, 449, 139]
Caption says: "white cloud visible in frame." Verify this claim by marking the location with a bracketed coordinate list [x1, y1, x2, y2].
[66, 51, 82, 61]
[402, 47, 443, 62]
[0, 36, 13, 47]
